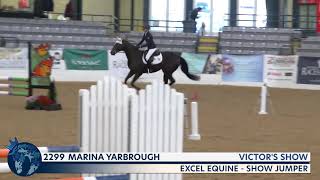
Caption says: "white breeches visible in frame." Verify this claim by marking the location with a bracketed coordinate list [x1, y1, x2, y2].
[146, 48, 157, 60]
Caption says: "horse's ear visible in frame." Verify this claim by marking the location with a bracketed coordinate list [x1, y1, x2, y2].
[120, 34, 128, 41]
[114, 31, 121, 38]
[115, 37, 123, 44]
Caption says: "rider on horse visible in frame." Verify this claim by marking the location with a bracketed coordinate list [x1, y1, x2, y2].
[136, 24, 157, 73]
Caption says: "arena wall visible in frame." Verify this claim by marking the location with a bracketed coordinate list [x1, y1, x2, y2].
[82, 0, 114, 21]
[0, 0, 19, 9]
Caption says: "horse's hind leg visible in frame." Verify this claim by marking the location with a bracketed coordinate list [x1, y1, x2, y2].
[163, 75, 169, 84]
[167, 74, 176, 86]
[125, 70, 134, 84]
[131, 72, 143, 90]
[162, 59, 179, 86]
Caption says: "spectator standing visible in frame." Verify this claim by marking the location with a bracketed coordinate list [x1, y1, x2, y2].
[34, 0, 46, 18]
[64, 0, 73, 19]
[42, 0, 54, 12]
[190, 7, 202, 21]
[42, 0, 54, 19]
[200, 22, 206, 36]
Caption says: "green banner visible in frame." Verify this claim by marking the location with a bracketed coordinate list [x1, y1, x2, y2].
[63, 49, 108, 70]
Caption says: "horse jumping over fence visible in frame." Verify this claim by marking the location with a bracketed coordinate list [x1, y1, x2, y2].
[110, 38, 200, 89]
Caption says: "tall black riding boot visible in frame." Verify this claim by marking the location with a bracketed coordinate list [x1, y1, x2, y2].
[147, 57, 154, 73]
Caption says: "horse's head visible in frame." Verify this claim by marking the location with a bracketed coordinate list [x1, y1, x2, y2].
[111, 38, 126, 55]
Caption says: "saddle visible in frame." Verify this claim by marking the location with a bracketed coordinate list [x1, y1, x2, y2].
[143, 49, 160, 59]
[142, 49, 163, 65]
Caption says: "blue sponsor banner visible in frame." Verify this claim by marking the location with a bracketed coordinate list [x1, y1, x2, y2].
[297, 57, 320, 85]
[203, 54, 223, 74]
[221, 55, 264, 83]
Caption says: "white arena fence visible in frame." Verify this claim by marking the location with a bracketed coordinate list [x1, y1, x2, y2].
[0, 75, 200, 180]
[79, 76, 185, 180]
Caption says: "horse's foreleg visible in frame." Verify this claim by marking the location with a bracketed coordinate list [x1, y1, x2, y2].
[131, 72, 143, 90]
[124, 70, 135, 84]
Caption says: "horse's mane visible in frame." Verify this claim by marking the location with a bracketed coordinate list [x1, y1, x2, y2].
[122, 39, 139, 50]
[122, 39, 133, 45]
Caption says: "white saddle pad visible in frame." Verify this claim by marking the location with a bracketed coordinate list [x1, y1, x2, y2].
[142, 53, 163, 65]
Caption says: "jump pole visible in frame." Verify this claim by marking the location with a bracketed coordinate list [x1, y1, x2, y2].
[28, 41, 33, 97]
[259, 84, 268, 115]
[0, 84, 29, 88]
[188, 102, 201, 141]
[0, 83, 30, 96]
[0, 91, 29, 96]
[184, 98, 189, 129]
[0, 77, 28, 81]
[0, 146, 80, 158]
[0, 163, 9, 173]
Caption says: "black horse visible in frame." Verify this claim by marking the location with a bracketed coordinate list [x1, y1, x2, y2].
[110, 39, 200, 89]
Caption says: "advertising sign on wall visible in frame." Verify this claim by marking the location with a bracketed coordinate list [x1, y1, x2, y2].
[108, 51, 130, 79]
[203, 54, 223, 74]
[238, 0, 256, 27]
[181, 52, 209, 74]
[0, 48, 28, 70]
[264, 55, 298, 86]
[297, 56, 320, 85]
[49, 49, 66, 70]
[221, 54, 264, 83]
[63, 49, 108, 70]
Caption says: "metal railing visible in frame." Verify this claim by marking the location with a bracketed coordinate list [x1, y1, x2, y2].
[115, 18, 198, 33]
[0, 36, 20, 48]
[2, 11, 318, 35]
[117, 14, 320, 34]
[48, 12, 119, 33]
[225, 14, 319, 34]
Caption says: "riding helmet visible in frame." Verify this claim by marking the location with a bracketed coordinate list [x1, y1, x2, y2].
[144, 24, 150, 30]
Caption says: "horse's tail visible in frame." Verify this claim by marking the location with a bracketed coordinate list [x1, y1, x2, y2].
[180, 57, 200, 81]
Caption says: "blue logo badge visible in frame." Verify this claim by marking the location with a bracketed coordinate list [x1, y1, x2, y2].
[7, 138, 42, 177]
